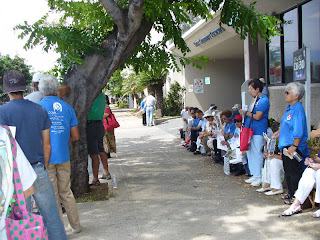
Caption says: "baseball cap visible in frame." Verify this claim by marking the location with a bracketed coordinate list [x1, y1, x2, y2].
[234, 115, 242, 121]
[3, 70, 26, 93]
[32, 72, 46, 83]
[228, 110, 240, 120]
[209, 104, 217, 111]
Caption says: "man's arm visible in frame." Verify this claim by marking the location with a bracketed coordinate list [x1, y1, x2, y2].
[70, 126, 80, 142]
[41, 128, 51, 169]
[24, 185, 35, 198]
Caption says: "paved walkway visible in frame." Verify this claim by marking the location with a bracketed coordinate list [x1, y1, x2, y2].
[69, 109, 320, 240]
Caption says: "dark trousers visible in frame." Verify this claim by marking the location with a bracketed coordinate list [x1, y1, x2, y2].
[179, 129, 185, 140]
[190, 129, 200, 152]
[213, 139, 222, 158]
[142, 113, 146, 125]
[282, 147, 304, 197]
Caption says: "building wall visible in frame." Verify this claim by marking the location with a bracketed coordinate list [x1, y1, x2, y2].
[184, 59, 245, 111]
[269, 84, 320, 128]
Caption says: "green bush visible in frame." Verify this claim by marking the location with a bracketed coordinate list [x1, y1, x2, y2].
[117, 99, 129, 108]
[164, 82, 185, 116]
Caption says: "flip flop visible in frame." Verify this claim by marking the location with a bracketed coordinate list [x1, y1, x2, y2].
[311, 209, 320, 218]
[282, 205, 302, 216]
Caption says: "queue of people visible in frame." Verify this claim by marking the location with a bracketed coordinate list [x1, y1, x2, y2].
[0, 70, 118, 239]
[180, 78, 319, 218]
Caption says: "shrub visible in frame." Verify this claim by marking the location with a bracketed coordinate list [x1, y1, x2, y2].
[164, 82, 185, 116]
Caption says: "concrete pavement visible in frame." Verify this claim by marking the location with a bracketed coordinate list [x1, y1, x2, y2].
[68, 109, 320, 240]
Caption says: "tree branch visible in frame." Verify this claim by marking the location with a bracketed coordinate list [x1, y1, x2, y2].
[99, 0, 126, 33]
[128, 0, 144, 31]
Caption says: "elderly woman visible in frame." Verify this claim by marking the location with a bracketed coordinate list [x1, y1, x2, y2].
[240, 79, 270, 187]
[272, 82, 309, 205]
[103, 95, 117, 160]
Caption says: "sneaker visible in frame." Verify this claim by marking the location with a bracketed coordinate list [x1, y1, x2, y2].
[245, 176, 256, 183]
[68, 224, 81, 233]
[256, 187, 272, 193]
[265, 189, 283, 196]
[251, 178, 262, 187]
[90, 179, 101, 186]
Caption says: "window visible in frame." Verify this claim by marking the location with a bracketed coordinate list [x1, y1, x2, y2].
[283, 9, 299, 83]
[302, 0, 320, 83]
[269, 35, 282, 84]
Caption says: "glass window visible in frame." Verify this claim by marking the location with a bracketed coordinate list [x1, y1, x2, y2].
[269, 35, 282, 84]
[283, 9, 299, 83]
[302, 0, 320, 83]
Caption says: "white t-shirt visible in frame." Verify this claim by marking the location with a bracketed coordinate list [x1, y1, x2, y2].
[0, 127, 37, 240]
[24, 91, 43, 103]
[198, 118, 207, 131]
[181, 110, 190, 131]
[145, 95, 156, 108]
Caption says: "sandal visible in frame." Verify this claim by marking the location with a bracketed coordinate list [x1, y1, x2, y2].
[100, 173, 111, 180]
[284, 196, 295, 205]
[282, 205, 302, 216]
[281, 194, 291, 200]
[311, 209, 320, 218]
[90, 179, 101, 186]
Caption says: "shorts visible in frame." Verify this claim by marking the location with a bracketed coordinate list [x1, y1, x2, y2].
[87, 121, 105, 155]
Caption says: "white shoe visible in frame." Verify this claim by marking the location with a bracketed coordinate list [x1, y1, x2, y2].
[245, 176, 256, 183]
[265, 189, 283, 196]
[256, 187, 272, 193]
[68, 224, 81, 233]
[251, 178, 262, 187]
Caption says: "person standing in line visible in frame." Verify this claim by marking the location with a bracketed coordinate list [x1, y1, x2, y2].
[272, 82, 309, 205]
[145, 93, 156, 126]
[87, 92, 111, 185]
[38, 75, 81, 233]
[0, 70, 67, 240]
[103, 95, 117, 160]
[24, 72, 46, 103]
[240, 78, 270, 187]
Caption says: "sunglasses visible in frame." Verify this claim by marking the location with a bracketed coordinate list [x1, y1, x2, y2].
[285, 91, 289, 95]
[234, 119, 242, 123]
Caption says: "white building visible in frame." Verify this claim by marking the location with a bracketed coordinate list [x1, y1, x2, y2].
[169, 0, 320, 128]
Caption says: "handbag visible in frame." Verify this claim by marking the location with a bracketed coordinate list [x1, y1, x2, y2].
[4, 126, 48, 240]
[240, 116, 254, 151]
[104, 109, 120, 131]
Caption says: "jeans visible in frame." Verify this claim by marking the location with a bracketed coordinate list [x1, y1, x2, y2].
[247, 135, 264, 178]
[26, 163, 68, 240]
[146, 107, 154, 125]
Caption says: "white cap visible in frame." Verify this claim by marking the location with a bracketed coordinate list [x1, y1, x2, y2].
[32, 72, 46, 83]
[259, 78, 265, 84]
[203, 110, 214, 118]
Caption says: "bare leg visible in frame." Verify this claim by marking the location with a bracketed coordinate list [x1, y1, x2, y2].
[99, 151, 110, 175]
[90, 154, 100, 181]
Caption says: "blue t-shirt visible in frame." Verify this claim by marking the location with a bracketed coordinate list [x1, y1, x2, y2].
[225, 121, 236, 135]
[0, 99, 51, 164]
[39, 96, 78, 164]
[244, 94, 270, 135]
[278, 102, 309, 158]
[193, 118, 200, 128]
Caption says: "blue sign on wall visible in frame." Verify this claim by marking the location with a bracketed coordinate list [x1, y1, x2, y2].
[194, 27, 224, 47]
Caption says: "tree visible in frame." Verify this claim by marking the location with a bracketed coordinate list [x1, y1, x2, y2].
[121, 71, 145, 107]
[15, 0, 280, 196]
[164, 81, 185, 116]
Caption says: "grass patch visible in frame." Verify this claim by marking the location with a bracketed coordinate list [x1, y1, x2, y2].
[76, 182, 115, 202]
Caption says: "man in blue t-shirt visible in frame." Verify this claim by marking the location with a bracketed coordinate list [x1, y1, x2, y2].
[38, 74, 81, 233]
[0, 70, 67, 240]
[240, 78, 270, 187]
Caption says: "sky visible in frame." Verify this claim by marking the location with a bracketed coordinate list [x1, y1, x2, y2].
[0, 0, 60, 72]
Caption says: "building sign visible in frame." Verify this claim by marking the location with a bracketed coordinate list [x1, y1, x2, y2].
[293, 47, 307, 81]
[194, 27, 224, 47]
[205, 77, 211, 85]
[188, 85, 194, 93]
[194, 79, 204, 94]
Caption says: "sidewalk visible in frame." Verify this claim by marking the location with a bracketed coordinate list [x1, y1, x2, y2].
[68, 109, 320, 240]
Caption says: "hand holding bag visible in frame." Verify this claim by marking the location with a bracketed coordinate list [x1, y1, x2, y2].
[4, 126, 48, 240]
[240, 116, 254, 151]
[104, 108, 120, 131]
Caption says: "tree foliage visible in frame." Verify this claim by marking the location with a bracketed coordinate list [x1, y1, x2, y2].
[164, 81, 185, 116]
[0, 54, 32, 87]
[15, 0, 280, 77]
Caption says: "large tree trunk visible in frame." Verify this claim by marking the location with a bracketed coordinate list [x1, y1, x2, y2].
[154, 80, 164, 117]
[61, 0, 153, 196]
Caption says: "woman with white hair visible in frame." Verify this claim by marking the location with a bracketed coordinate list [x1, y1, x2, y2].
[272, 82, 309, 205]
